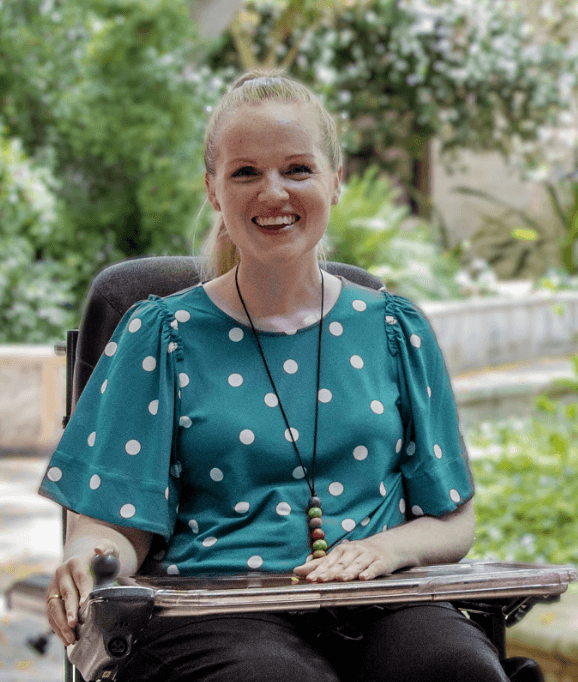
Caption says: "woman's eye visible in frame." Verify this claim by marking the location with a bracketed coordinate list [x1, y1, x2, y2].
[288, 165, 312, 176]
[232, 167, 257, 178]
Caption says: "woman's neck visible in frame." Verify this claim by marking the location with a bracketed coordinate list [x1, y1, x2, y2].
[203, 261, 341, 333]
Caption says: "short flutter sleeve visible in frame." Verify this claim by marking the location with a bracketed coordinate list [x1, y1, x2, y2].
[383, 292, 474, 518]
[39, 296, 182, 541]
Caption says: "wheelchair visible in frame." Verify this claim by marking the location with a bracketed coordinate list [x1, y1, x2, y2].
[6, 256, 577, 682]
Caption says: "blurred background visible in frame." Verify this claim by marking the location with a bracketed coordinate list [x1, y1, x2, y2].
[1, 0, 578, 680]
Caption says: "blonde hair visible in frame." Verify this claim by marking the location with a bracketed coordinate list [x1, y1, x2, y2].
[201, 70, 342, 278]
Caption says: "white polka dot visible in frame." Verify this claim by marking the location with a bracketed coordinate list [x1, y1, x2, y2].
[100, 379, 108, 394]
[412, 505, 424, 517]
[228, 373, 243, 387]
[229, 327, 244, 342]
[450, 489, 461, 503]
[149, 400, 159, 415]
[125, 439, 141, 455]
[284, 329, 297, 336]
[179, 415, 192, 428]
[189, 519, 199, 533]
[395, 439, 402, 453]
[352, 300, 367, 312]
[120, 503, 136, 519]
[410, 334, 422, 348]
[329, 321, 343, 336]
[47, 466, 62, 482]
[276, 502, 291, 516]
[104, 341, 117, 357]
[318, 388, 332, 403]
[370, 400, 384, 415]
[292, 466, 306, 479]
[167, 564, 180, 575]
[342, 518, 356, 532]
[350, 355, 364, 369]
[171, 462, 182, 478]
[142, 356, 156, 371]
[264, 393, 279, 407]
[90, 475, 101, 490]
[385, 315, 397, 325]
[407, 441, 416, 456]
[170, 319, 178, 329]
[248, 555, 264, 569]
[167, 342, 178, 354]
[179, 373, 190, 388]
[434, 444, 443, 459]
[240, 429, 255, 445]
[175, 310, 191, 323]
[399, 499, 406, 514]
[88, 431, 96, 447]
[284, 427, 299, 443]
[153, 549, 166, 561]
[235, 501, 250, 513]
[210, 468, 224, 482]
[165, 487, 169, 499]
[379, 482, 387, 497]
[283, 359, 298, 374]
[381, 524, 388, 532]
[353, 445, 368, 461]
[128, 318, 142, 333]
[361, 517, 370, 527]
[328, 482, 344, 496]
[202, 536, 218, 547]
[427, 386, 432, 398]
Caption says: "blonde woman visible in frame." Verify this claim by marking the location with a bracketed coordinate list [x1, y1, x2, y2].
[40, 72, 507, 682]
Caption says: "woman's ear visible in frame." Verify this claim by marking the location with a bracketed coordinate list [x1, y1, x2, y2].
[332, 165, 343, 205]
[205, 172, 221, 212]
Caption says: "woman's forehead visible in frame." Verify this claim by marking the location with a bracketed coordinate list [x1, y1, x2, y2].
[215, 101, 324, 163]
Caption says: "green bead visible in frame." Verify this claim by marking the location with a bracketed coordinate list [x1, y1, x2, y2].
[312, 550, 327, 559]
[308, 507, 322, 518]
[312, 539, 328, 552]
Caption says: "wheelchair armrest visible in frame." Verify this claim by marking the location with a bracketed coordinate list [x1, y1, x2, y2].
[67, 586, 155, 682]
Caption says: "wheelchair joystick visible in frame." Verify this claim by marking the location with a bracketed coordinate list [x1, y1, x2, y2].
[91, 553, 120, 587]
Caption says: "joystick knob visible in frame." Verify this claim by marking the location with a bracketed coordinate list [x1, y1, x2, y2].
[91, 553, 120, 587]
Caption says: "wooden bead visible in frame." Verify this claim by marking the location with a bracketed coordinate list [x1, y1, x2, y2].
[308, 517, 323, 529]
[310, 528, 325, 540]
[312, 550, 327, 559]
[312, 539, 328, 552]
[307, 507, 322, 518]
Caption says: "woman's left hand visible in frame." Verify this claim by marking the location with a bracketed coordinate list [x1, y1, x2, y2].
[293, 538, 395, 582]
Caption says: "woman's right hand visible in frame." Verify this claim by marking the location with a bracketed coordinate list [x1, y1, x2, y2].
[46, 542, 119, 647]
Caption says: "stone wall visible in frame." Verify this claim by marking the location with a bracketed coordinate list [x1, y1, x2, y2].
[0, 346, 65, 455]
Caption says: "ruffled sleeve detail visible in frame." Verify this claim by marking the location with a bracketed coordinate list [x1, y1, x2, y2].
[38, 296, 184, 541]
[382, 291, 474, 518]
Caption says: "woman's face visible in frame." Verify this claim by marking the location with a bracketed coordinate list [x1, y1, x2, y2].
[205, 101, 342, 271]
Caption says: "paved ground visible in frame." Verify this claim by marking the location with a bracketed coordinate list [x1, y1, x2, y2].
[0, 458, 62, 682]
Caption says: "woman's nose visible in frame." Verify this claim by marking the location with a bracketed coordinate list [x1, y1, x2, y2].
[258, 172, 290, 202]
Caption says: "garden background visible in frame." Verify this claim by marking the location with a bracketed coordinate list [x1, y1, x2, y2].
[1, 0, 578, 643]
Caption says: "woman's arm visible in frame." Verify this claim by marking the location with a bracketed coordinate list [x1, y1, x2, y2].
[293, 499, 475, 582]
[47, 514, 153, 646]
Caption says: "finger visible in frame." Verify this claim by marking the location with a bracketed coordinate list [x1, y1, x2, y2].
[49, 573, 78, 646]
[71, 558, 96, 612]
[293, 557, 325, 576]
[59, 569, 82, 631]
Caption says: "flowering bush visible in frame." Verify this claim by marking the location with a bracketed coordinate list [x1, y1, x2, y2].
[0, 127, 77, 343]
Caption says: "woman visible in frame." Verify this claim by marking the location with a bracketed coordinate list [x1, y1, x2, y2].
[40, 71, 507, 682]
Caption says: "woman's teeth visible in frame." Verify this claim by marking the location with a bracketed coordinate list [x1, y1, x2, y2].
[254, 215, 298, 227]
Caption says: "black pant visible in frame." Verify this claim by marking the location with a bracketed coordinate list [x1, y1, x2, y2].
[121, 603, 510, 682]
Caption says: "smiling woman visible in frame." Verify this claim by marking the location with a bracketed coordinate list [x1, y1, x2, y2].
[38, 71, 510, 682]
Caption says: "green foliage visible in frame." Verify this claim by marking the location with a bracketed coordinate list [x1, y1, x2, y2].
[468, 398, 578, 567]
[0, 126, 77, 343]
[0, 0, 218, 341]
[326, 168, 463, 301]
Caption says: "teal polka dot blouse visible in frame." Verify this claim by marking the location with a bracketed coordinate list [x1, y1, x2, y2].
[39, 278, 474, 575]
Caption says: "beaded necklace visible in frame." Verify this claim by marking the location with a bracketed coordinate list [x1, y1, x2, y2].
[234, 266, 328, 558]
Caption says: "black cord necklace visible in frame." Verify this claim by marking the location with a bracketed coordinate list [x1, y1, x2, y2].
[234, 266, 328, 558]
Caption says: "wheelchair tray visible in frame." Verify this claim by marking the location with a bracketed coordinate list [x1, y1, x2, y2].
[68, 561, 576, 682]
[125, 561, 577, 616]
